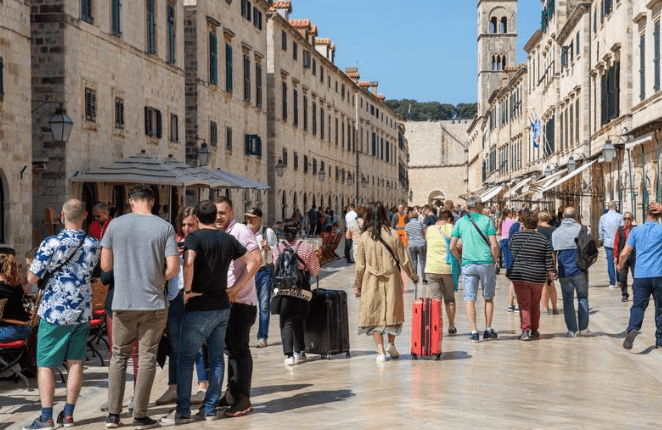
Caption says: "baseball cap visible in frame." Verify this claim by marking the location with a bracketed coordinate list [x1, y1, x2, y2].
[245, 207, 263, 218]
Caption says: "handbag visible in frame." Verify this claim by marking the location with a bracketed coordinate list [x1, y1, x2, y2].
[505, 232, 533, 279]
[37, 234, 88, 290]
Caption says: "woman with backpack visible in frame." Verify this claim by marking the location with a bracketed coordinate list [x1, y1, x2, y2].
[271, 220, 321, 366]
[354, 202, 418, 362]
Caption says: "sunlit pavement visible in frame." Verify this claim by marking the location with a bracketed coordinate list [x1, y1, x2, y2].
[3, 248, 662, 429]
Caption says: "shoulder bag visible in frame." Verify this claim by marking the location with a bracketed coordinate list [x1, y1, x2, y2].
[37, 234, 88, 290]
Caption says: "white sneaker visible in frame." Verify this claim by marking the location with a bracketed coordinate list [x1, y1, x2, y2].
[191, 389, 206, 405]
[386, 344, 400, 359]
[609, 284, 617, 288]
[579, 328, 594, 337]
[566, 330, 577, 338]
[375, 353, 387, 362]
[256, 338, 267, 348]
[284, 356, 295, 366]
[155, 389, 177, 405]
[294, 351, 307, 364]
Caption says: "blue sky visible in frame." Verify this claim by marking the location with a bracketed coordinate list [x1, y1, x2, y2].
[291, 0, 542, 105]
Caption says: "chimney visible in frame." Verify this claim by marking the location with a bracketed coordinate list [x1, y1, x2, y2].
[345, 67, 360, 82]
[273, 1, 292, 20]
[370, 81, 378, 96]
[315, 38, 335, 62]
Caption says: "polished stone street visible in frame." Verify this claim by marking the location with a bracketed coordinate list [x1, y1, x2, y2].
[2, 251, 662, 429]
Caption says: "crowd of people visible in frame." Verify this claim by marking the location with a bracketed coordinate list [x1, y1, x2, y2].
[3, 184, 662, 429]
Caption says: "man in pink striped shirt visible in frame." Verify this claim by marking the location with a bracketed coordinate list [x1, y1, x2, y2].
[214, 198, 262, 418]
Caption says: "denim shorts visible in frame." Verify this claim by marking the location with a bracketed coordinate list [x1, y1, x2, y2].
[462, 264, 496, 302]
[36, 320, 90, 367]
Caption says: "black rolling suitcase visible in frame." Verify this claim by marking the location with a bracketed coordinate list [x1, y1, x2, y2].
[304, 279, 350, 359]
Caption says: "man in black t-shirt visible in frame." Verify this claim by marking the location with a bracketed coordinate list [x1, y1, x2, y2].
[162, 201, 257, 424]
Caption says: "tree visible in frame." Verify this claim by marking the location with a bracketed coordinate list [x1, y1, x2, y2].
[384, 99, 477, 121]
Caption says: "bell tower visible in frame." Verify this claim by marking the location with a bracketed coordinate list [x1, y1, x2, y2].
[477, 0, 518, 116]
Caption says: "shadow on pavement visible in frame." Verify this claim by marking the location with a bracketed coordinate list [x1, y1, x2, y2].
[252, 383, 313, 397]
[256, 389, 355, 414]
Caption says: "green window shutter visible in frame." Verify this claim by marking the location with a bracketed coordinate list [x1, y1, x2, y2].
[600, 73, 607, 125]
[156, 109, 162, 139]
[576, 32, 580, 53]
[112, 0, 121, 35]
[615, 61, 620, 117]
[655, 22, 660, 92]
[255, 62, 262, 108]
[209, 32, 217, 85]
[81, 0, 93, 23]
[226, 43, 233, 92]
[0, 57, 4, 100]
[146, 0, 156, 54]
[641, 34, 646, 100]
[167, 4, 175, 64]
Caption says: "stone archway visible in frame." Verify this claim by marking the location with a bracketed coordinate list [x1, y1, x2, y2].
[427, 190, 446, 206]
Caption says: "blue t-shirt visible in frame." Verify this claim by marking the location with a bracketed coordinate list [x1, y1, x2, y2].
[627, 221, 662, 278]
[30, 229, 100, 325]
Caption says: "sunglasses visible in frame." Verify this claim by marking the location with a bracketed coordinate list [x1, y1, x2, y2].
[624, 217, 632, 220]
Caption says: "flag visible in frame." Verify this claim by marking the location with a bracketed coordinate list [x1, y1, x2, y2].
[530, 116, 541, 148]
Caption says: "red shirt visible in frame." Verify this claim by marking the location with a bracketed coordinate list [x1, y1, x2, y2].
[88, 218, 112, 240]
[613, 224, 634, 259]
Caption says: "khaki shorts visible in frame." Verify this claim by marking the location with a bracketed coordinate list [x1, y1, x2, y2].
[425, 273, 456, 304]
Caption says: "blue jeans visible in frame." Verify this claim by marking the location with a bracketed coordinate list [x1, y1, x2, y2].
[604, 247, 617, 285]
[176, 308, 231, 417]
[559, 274, 589, 333]
[626, 277, 662, 344]
[255, 266, 274, 340]
[407, 245, 427, 283]
[167, 292, 206, 386]
[0, 324, 32, 343]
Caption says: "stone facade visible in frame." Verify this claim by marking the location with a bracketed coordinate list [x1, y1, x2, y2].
[407, 120, 469, 207]
[265, 2, 407, 223]
[0, 0, 32, 255]
[470, 0, 662, 232]
[30, 0, 186, 239]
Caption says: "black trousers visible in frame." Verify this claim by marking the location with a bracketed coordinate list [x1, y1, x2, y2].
[620, 257, 636, 297]
[225, 303, 257, 401]
[280, 315, 304, 356]
[344, 238, 353, 262]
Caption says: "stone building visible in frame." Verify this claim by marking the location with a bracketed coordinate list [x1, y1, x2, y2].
[30, 0, 186, 238]
[470, 0, 662, 231]
[183, 0, 270, 215]
[265, 1, 407, 222]
[407, 120, 469, 207]
[0, 0, 32, 255]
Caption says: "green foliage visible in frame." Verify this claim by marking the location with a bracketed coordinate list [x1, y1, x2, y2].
[385, 99, 477, 121]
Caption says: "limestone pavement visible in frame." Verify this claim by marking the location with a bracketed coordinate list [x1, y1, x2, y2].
[2, 251, 662, 429]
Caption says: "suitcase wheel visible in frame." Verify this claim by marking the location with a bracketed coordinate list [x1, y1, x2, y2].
[412, 353, 418, 360]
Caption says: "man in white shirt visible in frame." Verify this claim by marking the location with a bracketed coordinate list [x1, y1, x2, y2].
[344, 204, 358, 263]
[245, 208, 277, 348]
[599, 201, 623, 288]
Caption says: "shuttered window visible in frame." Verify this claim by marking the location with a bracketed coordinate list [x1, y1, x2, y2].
[144, 107, 162, 138]
[655, 21, 660, 92]
[293, 88, 298, 127]
[225, 43, 233, 92]
[81, 0, 93, 23]
[303, 96, 308, 131]
[255, 62, 262, 108]
[243, 54, 251, 102]
[320, 107, 324, 139]
[282, 82, 288, 121]
[575, 99, 580, 143]
[85, 88, 97, 122]
[544, 116, 554, 156]
[226, 126, 232, 150]
[209, 32, 218, 85]
[167, 4, 175, 64]
[210, 121, 218, 146]
[640, 33, 646, 100]
[245, 134, 262, 156]
[114, 98, 124, 129]
[170, 114, 178, 142]
[146, 0, 156, 54]
[312, 101, 317, 135]
[0, 57, 4, 101]
[111, 0, 121, 36]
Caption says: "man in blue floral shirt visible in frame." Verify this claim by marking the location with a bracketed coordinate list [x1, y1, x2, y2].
[25, 199, 100, 430]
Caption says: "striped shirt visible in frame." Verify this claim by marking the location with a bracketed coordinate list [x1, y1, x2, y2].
[507, 230, 554, 284]
[404, 219, 426, 247]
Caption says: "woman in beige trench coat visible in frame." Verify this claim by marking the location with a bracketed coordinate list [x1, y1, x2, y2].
[354, 202, 418, 362]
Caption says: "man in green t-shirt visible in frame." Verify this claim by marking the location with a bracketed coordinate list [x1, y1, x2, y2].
[450, 196, 500, 342]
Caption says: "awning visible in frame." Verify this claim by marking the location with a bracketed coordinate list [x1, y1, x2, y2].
[480, 185, 503, 203]
[71, 153, 268, 190]
[530, 168, 568, 190]
[507, 177, 533, 198]
[625, 132, 654, 150]
[541, 160, 597, 193]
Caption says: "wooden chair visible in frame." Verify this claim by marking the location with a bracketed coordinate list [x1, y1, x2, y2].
[0, 292, 42, 390]
[88, 278, 109, 365]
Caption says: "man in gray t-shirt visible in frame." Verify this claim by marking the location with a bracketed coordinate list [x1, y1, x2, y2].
[100, 185, 179, 428]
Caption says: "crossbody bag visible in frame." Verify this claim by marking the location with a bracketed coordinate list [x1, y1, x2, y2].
[505, 233, 533, 279]
[37, 233, 88, 290]
[377, 234, 402, 272]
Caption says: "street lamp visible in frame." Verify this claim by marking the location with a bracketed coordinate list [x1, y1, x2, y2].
[197, 142, 211, 167]
[544, 165, 553, 177]
[48, 107, 74, 142]
[567, 156, 576, 173]
[318, 165, 325, 182]
[275, 158, 284, 177]
[361, 175, 368, 188]
[603, 140, 617, 164]
[347, 173, 354, 185]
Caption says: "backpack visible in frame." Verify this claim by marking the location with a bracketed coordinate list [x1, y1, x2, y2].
[274, 241, 309, 290]
[575, 225, 599, 272]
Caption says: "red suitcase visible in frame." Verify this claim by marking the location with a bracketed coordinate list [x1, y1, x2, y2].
[411, 287, 443, 360]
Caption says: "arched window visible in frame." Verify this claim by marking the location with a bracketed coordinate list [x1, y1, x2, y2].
[281, 193, 287, 221]
[490, 17, 497, 34]
[500, 17, 507, 33]
[501, 56, 507, 70]
[492, 56, 498, 71]
[303, 193, 308, 209]
[293, 193, 298, 212]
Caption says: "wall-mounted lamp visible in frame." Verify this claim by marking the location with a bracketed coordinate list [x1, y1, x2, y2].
[275, 158, 285, 177]
[318, 165, 326, 182]
[197, 142, 211, 167]
[347, 173, 354, 185]
[33, 101, 74, 143]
